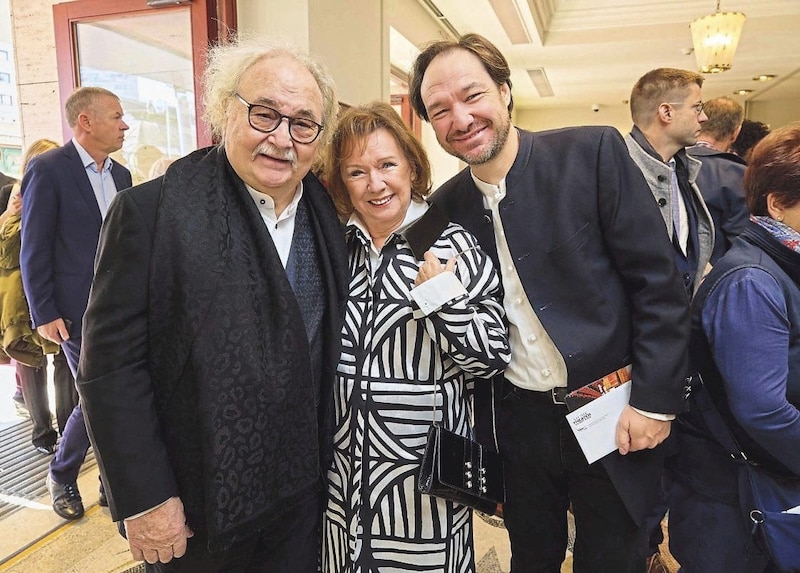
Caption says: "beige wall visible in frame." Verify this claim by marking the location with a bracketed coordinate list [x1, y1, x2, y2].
[386, 0, 447, 48]
[237, 0, 385, 107]
[516, 103, 633, 136]
[237, 0, 309, 48]
[309, 0, 384, 106]
[10, 0, 63, 147]
[748, 97, 800, 131]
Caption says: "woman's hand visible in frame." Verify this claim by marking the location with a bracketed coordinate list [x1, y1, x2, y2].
[6, 191, 21, 216]
[414, 250, 456, 286]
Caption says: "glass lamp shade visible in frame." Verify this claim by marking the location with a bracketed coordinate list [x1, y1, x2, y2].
[690, 11, 746, 73]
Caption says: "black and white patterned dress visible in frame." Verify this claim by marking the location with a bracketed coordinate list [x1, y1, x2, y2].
[322, 203, 510, 572]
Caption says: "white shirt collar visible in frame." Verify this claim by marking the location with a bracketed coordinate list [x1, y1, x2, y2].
[471, 171, 506, 205]
[72, 138, 112, 172]
[245, 182, 304, 221]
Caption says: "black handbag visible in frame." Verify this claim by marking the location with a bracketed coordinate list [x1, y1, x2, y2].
[691, 376, 800, 572]
[417, 378, 505, 516]
[407, 203, 505, 515]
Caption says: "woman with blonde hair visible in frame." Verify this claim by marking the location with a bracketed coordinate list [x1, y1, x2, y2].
[0, 138, 75, 454]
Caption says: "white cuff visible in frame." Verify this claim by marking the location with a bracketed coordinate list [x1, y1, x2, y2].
[409, 272, 467, 317]
[123, 497, 174, 522]
[631, 407, 675, 421]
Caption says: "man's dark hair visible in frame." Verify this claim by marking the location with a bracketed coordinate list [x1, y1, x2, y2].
[409, 33, 513, 121]
[731, 119, 770, 160]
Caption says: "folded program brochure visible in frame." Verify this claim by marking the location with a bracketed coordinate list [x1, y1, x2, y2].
[565, 365, 631, 412]
[565, 365, 632, 464]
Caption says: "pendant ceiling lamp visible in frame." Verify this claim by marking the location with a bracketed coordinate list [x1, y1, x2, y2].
[690, 1, 746, 73]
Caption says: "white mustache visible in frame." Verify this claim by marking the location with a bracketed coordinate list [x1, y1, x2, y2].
[252, 143, 298, 169]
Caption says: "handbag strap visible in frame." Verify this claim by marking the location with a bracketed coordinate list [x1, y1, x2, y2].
[491, 379, 500, 451]
[408, 207, 501, 452]
[427, 376, 501, 452]
[690, 373, 750, 464]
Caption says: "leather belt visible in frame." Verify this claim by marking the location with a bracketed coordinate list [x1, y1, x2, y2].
[528, 386, 569, 405]
[549, 386, 569, 404]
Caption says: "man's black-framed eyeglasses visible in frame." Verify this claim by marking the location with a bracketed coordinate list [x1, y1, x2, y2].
[234, 93, 324, 144]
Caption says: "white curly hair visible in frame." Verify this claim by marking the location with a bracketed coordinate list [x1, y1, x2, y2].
[202, 34, 339, 148]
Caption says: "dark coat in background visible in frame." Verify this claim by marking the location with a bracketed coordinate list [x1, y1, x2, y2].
[19, 141, 131, 335]
[687, 145, 749, 264]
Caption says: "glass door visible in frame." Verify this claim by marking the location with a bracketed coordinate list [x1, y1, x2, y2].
[53, 0, 236, 182]
[74, 11, 194, 184]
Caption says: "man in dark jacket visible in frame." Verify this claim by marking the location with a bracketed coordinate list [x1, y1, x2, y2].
[77, 36, 347, 572]
[688, 96, 748, 264]
[625, 68, 714, 297]
[410, 34, 689, 572]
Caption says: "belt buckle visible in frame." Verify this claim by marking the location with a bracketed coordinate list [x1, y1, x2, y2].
[551, 387, 568, 405]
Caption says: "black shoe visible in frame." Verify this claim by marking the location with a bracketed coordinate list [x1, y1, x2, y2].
[98, 488, 108, 507]
[46, 474, 84, 520]
[35, 444, 56, 455]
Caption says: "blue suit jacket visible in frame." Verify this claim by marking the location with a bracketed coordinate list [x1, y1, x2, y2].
[20, 141, 132, 336]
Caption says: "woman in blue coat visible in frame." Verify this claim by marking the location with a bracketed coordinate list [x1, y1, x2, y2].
[669, 123, 800, 573]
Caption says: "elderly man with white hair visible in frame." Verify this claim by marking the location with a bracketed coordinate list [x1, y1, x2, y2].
[77, 36, 348, 572]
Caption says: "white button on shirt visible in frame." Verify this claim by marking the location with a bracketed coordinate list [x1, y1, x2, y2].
[472, 173, 568, 393]
[245, 183, 303, 269]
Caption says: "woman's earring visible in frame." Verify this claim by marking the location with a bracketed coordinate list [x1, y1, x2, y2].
[777, 215, 785, 222]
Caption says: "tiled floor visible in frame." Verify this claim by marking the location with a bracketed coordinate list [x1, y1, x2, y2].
[0, 363, 139, 573]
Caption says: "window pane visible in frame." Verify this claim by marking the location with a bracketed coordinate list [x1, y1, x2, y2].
[75, 10, 195, 184]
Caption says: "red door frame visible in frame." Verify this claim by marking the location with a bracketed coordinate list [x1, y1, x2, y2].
[52, 0, 236, 147]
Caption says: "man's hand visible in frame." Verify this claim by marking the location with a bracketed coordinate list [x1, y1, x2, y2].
[37, 318, 70, 344]
[124, 497, 194, 564]
[615, 405, 671, 455]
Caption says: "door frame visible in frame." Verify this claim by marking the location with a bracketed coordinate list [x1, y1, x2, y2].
[52, 0, 236, 147]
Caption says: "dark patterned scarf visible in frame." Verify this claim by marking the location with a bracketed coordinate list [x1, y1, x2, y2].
[745, 217, 800, 287]
[148, 147, 340, 551]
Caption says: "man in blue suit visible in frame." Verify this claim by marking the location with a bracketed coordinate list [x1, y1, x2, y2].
[20, 86, 131, 520]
